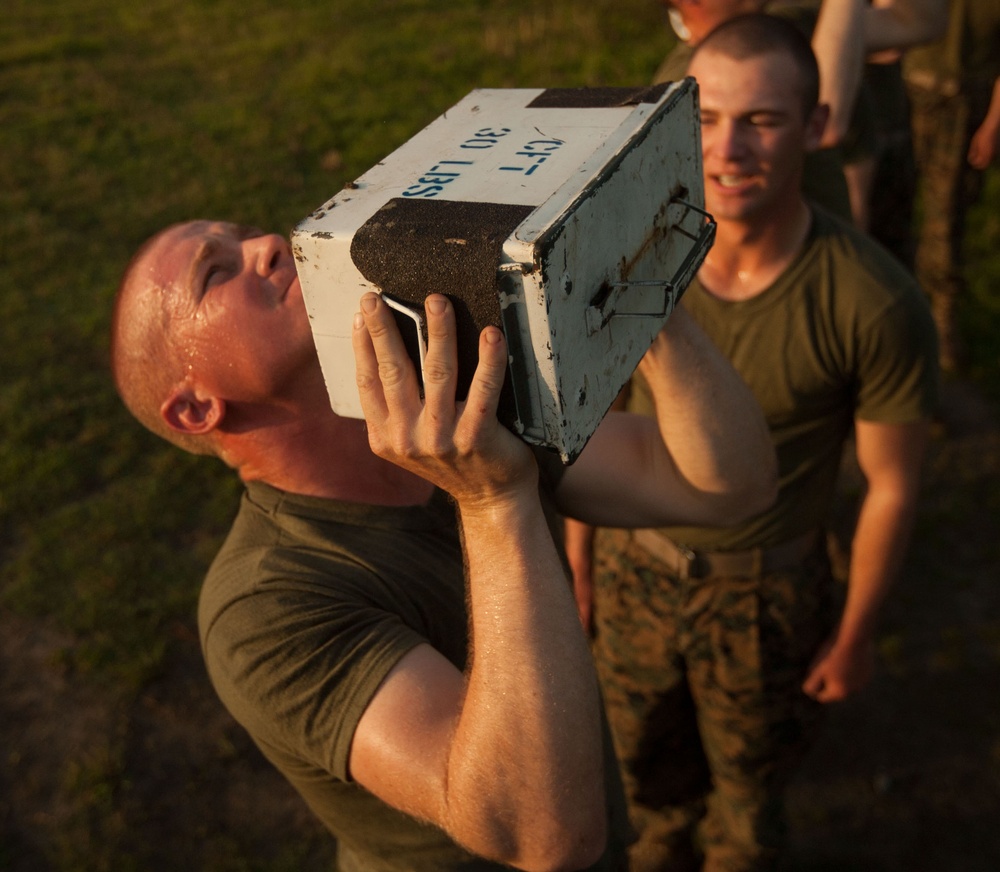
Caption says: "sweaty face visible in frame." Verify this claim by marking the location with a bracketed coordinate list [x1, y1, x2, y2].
[137, 220, 316, 404]
[689, 48, 818, 225]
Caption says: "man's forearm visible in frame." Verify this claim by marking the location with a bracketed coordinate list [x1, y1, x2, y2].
[839, 419, 929, 649]
[839, 486, 919, 649]
[637, 307, 778, 525]
[865, 0, 949, 53]
[813, 0, 867, 146]
[447, 496, 606, 868]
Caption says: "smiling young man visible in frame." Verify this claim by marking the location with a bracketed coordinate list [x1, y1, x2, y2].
[571, 15, 939, 871]
[110, 216, 777, 871]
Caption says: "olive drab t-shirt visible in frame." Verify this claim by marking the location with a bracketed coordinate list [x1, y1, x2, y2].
[198, 460, 631, 871]
[628, 207, 938, 553]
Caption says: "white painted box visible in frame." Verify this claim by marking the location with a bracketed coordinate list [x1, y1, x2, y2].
[292, 81, 713, 462]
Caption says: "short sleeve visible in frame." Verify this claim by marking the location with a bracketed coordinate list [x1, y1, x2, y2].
[202, 571, 425, 782]
[854, 292, 939, 425]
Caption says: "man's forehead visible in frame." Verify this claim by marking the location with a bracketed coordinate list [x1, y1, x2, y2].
[140, 220, 243, 288]
[691, 49, 797, 97]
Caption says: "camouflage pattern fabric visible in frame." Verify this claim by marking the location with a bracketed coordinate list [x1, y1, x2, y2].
[908, 83, 990, 306]
[591, 528, 837, 872]
[907, 81, 991, 368]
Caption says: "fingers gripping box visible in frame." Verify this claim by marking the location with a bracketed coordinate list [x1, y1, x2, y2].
[292, 80, 713, 463]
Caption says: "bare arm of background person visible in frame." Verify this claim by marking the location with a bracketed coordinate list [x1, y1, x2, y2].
[968, 76, 1000, 170]
[864, 0, 949, 54]
[810, 0, 949, 148]
[812, 0, 867, 147]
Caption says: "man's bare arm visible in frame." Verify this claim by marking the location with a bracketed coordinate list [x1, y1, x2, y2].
[349, 293, 606, 870]
[557, 306, 777, 530]
[802, 418, 929, 702]
[968, 76, 1000, 170]
[864, 0, 949, 54]
[812, 0, 867, 146]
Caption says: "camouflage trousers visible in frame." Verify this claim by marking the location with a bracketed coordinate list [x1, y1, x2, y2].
[591, 528, 837, 872]
[908, 84, 989, 306]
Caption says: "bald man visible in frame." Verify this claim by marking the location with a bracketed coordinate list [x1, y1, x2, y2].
[111, 219, 777, 871]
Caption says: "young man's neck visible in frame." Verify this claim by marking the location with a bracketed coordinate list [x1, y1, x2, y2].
[699, 196, 813, 302]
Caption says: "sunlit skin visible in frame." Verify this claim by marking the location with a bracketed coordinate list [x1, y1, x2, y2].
[665, 0, 765, 44]
[688, 47, 827, 298]
[690, 49, 823, 227]
[138, 220, 317, 409]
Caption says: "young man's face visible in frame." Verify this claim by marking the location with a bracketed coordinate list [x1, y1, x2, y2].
[137, 220, 316, 404]
[689, 47, 824, 225]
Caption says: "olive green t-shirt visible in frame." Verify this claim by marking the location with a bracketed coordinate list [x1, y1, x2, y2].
[628, 207, 938, 552]
[198, 459, 630, 871]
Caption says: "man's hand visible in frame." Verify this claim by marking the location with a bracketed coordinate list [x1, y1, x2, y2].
[352, 292, 535, 508]
[968, 90, 1000, 170]
[802, 632, 877, 703]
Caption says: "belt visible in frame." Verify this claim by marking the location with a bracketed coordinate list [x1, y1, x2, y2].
[904, 69, 960, 98]
[631, 529, 820, 580]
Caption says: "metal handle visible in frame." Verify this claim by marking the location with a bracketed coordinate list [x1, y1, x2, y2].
[584, 199, 716, 335]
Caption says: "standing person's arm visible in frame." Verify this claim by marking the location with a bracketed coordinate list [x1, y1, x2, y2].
[968, 76, 1000, 170]
[350, 292, 606, 870]
[565, 516, 598, 632]
[812, 0, 868, 147]
[802, 418, 930, 702]
[864, 0, 949, 53]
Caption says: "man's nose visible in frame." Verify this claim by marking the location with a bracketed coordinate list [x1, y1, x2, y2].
[711, 119, 747, 160]
[246, 233, 288, 277]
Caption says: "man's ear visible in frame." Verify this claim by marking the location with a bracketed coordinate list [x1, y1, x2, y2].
[805, 102, 831, 153]
[161, 386, 226, 436]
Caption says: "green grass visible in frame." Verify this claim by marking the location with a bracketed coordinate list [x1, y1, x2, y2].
[0, 4, 673, 866]
[0, 0, 674, 689]
[2, 1, 999, 869]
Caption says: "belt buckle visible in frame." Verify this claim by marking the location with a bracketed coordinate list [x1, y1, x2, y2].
[677, 544, 702, 580]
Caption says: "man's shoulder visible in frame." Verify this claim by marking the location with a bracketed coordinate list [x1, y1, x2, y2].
[805, 206, 922, 299]
[199, 481, 465, 628]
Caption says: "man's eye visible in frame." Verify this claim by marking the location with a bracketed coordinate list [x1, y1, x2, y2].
[204, 266, 227, 291]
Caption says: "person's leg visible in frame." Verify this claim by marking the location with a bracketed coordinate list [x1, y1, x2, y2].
[910, 87, 970, 371]
[685, 553, 835, 872]
[591, 528, 710, 872]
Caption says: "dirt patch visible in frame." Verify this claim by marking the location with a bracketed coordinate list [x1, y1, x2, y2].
[0, 614, 333, 871]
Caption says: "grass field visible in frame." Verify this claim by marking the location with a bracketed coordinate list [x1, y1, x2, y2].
[1, 2, 998, 870]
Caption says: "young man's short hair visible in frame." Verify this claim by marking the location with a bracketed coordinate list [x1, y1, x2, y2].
[691, 13, 821, 117]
